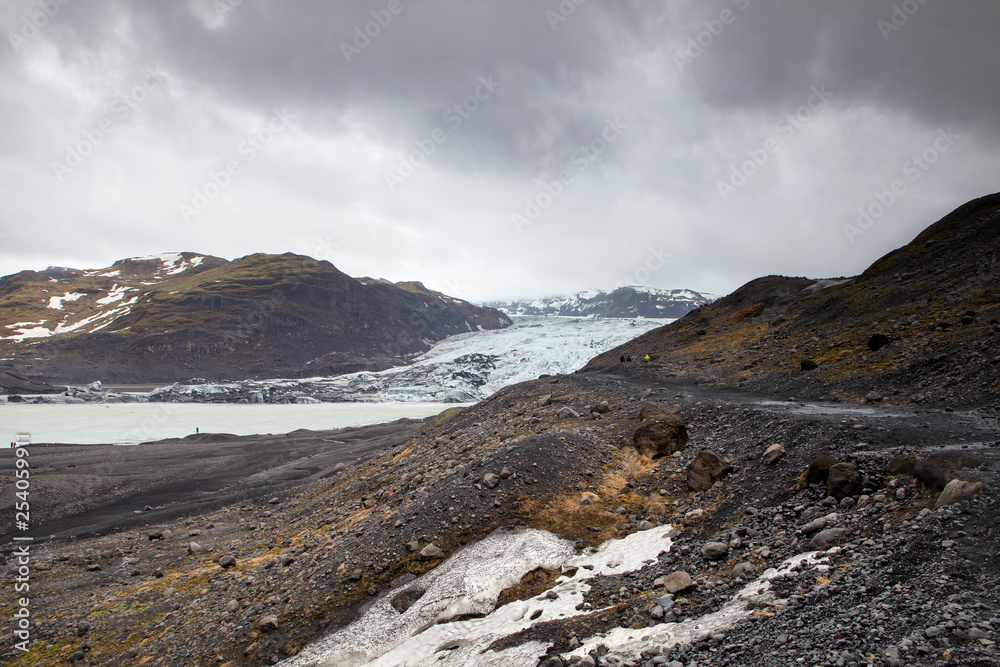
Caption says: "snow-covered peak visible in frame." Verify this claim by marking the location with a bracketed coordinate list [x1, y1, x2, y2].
[487, 286, 712, 319]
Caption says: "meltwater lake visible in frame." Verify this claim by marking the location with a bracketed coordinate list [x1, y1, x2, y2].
[0, 402, 467, 445]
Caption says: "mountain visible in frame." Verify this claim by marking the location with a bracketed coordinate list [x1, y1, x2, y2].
[488, 286, 711, 318]
[0, 252, 511, 387]
[584, 193, 1000, 407]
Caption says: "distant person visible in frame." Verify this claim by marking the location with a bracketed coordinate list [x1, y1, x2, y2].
[644, 354, 651, 362]
[620, 355, 626, 363]
[196, 427, 199, 434]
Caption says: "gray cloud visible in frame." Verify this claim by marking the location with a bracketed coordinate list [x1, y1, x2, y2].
[0, 0, 997, 301]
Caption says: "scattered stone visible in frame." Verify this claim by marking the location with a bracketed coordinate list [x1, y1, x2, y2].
[419, 544, 445, 560]
[391, 586, 426, 613]
[806, 455, 838, 485]
[731, 562, 756, 578]
[702, 542, 729, 561]
[225, 599, 239, 613]
[686, 449, 733, 491]
[683, 508, 706, 525]
[536, 394, 552, 408]
[809, 527, 846, 550]
[218, 555, 237, 569]
[935, 479, 989, 508]
[762, 443, 785, 465]
[655, 570, 693, 594]
[483, 473, 500, 489]
[557, 406, 580, 418]
[827, 462, 861, 500]
[637, 520, 655, 530]
[257, 615, 279, 632]
[187, 542, 203, 555]
[867, 333, 890, 351]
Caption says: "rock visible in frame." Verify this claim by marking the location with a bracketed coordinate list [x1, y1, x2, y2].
[801, 516, 829, 533]
[762, 443, 785, 465]
[806, 455, 838, 485]
[483, 473, 500, 489]
[867, 333, 891, 351]
[592, 400, 611, 414]
[686, 449, 732, 491]
[391, 586, 426, 613]
[702, 542, 729, 561]
[406, 540, 419, 553]
[731, 562, 756, 578]
[579, 493, 595, 506]
[935, 479, 989, 508]
[557, 407, 580, 419]
[187, 542, 202, 555]
[499, 466, 511, 479]
[637, 520, 655, 530]
[809, 527, 846, 550]
[257, 615, 279, 632]
[419, 544, 444, 560]
[536, 394, 552, 408]
[886, 455, 917, 475]
[148, 531, 164, 541]
[915, 451, 986, 493]
[655, 570, 693, 594]
[390, 573, 417, 589]
[268, 496, 280, 505]
[218, 555, 237, 569]
[578, 657, 596, 667]
[632, 404, 688, 458]
[225, 599, 240, 613]
[76, 620, 91, 636]
[683, 509, 706, 525]
[827, 462, 861, 500]
[800, 359, 818, 371]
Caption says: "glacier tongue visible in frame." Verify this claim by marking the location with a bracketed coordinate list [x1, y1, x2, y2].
[147, 316, 665, 404]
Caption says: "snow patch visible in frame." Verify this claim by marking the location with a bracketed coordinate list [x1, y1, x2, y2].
[279, 528, 672, 667]
[96, 284, 132, 305]
[100, 270, 121, 277]
[47, 292, 85, 310]
[1, 326, 52, 341]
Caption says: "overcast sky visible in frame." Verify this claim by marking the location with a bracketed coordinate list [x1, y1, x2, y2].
[0, 1, 997, 301]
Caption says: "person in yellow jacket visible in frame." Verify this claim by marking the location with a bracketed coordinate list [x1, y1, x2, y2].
[643, 354, 651, 362]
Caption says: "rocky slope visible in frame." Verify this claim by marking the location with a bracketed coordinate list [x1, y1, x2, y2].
[584, 193, 1000, 408]
[489, 287, 711, 319]
[0, 253, 510, 387]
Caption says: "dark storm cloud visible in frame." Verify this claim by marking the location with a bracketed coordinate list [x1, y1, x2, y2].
[0, 0, 997, 300]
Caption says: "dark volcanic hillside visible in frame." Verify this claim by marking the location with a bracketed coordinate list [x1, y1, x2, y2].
[0, 252, 510, 387]
[584, 193, 1000, 407]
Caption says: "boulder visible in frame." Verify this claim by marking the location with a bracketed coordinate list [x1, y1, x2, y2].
[557, 407, 580, 419]
[686, 449, 732, 491]
[731, 562, 756, 578]
[885, 455, 916, 476]
[654, 570, 693, 594]
[827, 463, 861, 500]
[809, 527, 846, 550]
[805, 455, 838, 485]
[935, 479, 989, 508]
[418, 544, 445, 560]
[483, 473, 500, 489]
[536, 394, 552, 408]
[762, 444, 785, 465]
[218, 555, 237, 569]
[257, 615, 279, 632]
[592, 400, 612, 414]
[683, 508, 706, 525]
[702, 542, 729, 561]
[867, 333, 890, 352]
[632, 406, 688, 459]
[914, 452, 986, 493]
[391, 586, 426, 613]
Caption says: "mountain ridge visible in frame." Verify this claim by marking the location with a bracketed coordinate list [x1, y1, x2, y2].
[0, 252, 510, 388]
[487, 286, 712, 319]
